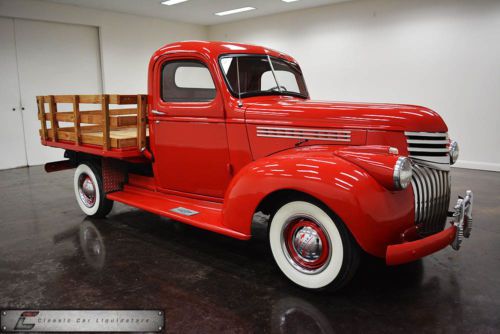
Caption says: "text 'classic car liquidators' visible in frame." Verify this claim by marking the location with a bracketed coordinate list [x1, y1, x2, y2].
[36, 41, 473, 291]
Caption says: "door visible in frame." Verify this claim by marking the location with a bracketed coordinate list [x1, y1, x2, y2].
[0, 18, 28, 169]
[151, 56, 231, 199]
[14, 19, 102, 166]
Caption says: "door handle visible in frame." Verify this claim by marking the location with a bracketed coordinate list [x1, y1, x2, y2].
[151, 110, 166, 115]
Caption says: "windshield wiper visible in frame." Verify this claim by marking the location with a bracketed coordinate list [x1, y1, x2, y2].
[267, 55, 282, 93]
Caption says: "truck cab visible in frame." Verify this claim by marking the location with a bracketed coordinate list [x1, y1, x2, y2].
[37, 41, 473, 291]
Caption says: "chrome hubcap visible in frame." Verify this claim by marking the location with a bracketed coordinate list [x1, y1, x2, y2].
[281, 216, 331, 274]
[292, 225, 323, 262]
[78, 174, 96, 208]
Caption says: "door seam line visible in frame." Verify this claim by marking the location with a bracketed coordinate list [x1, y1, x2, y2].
[12, 18, 29, 166]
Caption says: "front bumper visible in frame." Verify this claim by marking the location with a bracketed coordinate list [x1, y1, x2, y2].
[386, 190, 473, 266]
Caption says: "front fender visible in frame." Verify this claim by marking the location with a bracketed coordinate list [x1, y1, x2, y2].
[222, 146, 414, 257]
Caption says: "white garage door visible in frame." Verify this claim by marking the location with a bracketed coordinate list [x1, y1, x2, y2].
[0, 18, 27, 170]
[15, 19, 103, 166]
[0, 18, 102, 169]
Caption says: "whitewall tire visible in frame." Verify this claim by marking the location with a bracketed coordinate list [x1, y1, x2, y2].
[269, 201, 359, 290]
[74, 162, 113, 218]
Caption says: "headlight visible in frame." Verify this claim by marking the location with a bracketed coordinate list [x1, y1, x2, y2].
[393, 157, 412, 190]
[449, 140, 459, 165]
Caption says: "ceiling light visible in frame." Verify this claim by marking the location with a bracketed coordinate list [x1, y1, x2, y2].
[161, 0, 188, 6]
[282, 0, 300, 2]
[215, 7, 256, 16]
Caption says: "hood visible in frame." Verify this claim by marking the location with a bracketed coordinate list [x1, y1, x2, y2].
[244, 97, 448, 132]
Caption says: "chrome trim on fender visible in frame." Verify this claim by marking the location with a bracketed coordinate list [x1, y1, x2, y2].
[257, 126, 351, 142]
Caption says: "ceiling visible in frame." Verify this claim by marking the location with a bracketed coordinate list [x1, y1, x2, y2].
[42, 0, 351, 25]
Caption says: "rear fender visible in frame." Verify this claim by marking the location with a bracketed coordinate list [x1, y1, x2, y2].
[222, 146, 414, 257]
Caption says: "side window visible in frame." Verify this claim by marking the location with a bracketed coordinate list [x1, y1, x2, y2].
[162, 60, 216, 102]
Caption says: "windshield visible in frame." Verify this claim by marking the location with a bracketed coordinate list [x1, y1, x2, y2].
[219, 55, 308, 99]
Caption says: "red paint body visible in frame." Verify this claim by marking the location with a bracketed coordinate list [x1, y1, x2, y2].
[46, 41, 459, 265]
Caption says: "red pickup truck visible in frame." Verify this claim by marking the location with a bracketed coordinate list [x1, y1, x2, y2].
[37, 41, 473, 291]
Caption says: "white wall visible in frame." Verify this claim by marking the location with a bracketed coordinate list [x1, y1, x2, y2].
[209, 0, 500, 172]
[1, 0, 499, 171]
[0, 0, 207, 94]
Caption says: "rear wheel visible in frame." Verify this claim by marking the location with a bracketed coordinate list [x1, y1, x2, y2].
[269, 201, 359, 291]
[74, 162, 113, 218]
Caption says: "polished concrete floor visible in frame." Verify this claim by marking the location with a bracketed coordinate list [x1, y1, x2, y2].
[0, 166, 499, 333]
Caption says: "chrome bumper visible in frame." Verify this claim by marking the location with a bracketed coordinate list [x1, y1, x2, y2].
[450, 190, 473, 250]
[386, 189, 474, 265]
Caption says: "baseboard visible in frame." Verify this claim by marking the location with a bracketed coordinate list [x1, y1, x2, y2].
[0, 164, 29, 171]
[453, 160, 500, 172]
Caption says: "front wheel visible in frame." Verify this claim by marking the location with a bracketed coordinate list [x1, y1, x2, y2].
[269, 201, 359, 291]
[74, 162, 113, 218]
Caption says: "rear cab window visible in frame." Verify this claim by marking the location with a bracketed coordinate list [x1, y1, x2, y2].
[162, 60, 216, 102]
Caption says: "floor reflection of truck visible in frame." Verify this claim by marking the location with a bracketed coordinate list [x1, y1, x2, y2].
[38, 41, 472, 291]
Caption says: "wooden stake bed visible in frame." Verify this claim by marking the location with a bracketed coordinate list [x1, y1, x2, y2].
[36, 94, 149, 159]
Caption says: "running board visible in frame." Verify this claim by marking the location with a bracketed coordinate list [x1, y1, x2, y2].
[107, 185, 249, 240]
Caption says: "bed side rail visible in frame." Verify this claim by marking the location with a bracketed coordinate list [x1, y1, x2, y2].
[36, 94, 148, 152]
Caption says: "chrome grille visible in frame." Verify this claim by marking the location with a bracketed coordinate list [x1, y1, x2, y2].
[405, 131, 452, 235]
[405, 132, 450, 167]
[411, 163, 451, 236]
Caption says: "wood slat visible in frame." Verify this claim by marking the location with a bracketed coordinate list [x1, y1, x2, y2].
[52, 108, 137, 116]
[111, 95, 139, 105]
[109, 108, 137, 115]
[45, 128, 76, 142]
[39, 112, 137, 127]
[80, 125, 107, 133]
[72, 95, 81, 145]
[43, 95, 99, 104]
[42, 127, 142, 148]
[101, 94, 110, 150]
[41, 95, 139, 105]
[109, 115, 138, 127]
[41, 125, 103, 136]
[137, 94, 147, 151]
[37, 96, 48, 143]
[38, 108, 137, 121]
[48, 95, 59, 142]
